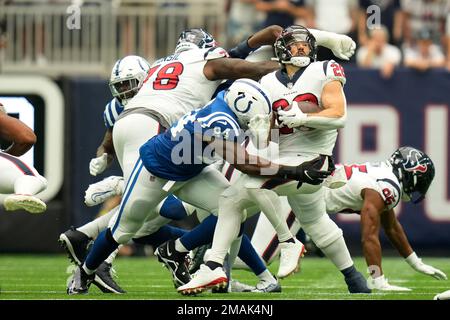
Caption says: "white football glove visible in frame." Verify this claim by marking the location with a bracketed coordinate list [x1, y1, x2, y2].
[329, 34, 356, 61]
[278, 107, 307, 128]
[406, 252, 447, 280]
[367, 275, 411, 291]
[84, 176, 124, 207]
[248, 114, 271, 149]
[89, 153, 109, 176]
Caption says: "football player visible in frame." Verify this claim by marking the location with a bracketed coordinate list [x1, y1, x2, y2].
[235, 147, 447, 291]
[178, 25, 370, 295]
[60, 55, 191, 294]
[0, 102, 47, 213]
[65, 25, 357, 294]
[67, 79, 329, 295]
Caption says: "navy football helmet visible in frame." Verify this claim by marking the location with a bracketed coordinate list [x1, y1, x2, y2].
[274, 25, 317, 67]
[174, 28, 217, 54]
[389, 146, 435, 204]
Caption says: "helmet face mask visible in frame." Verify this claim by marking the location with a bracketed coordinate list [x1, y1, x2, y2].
[109, 55, 151, 105]
[175, 28, 217, 54]
[274, 25, 317, 67]
[389, 146, 435, 204]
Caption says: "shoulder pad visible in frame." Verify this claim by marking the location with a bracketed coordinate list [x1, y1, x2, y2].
[376, 177, 401, 210]
[323, 60, 346, 86]
[204, 47, 229, 61]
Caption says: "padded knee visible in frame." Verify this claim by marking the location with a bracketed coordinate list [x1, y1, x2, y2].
[301, 214, 343, 249]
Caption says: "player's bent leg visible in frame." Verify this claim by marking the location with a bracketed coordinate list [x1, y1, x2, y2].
[288, 191, 371, 294]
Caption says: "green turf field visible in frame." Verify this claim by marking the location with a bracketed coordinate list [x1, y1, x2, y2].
[0, 255, 448, 300]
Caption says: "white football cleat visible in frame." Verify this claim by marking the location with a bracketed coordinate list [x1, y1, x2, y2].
[177, 264, 228, 296]
[277, 238, 306, 279]
[84, 176, 124, 207]
[367, 275, 411, 291]
[3, 194, 47, 214]
[434, 289, 450, 300]
[230, 280, 255, 292]
[252, 278, 282, 293]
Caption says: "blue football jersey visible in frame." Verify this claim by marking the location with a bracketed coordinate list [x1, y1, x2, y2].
[103, 98, 124, 129]
[139, 91, 242, 181]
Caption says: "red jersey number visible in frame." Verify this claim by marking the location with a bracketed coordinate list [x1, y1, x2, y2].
[143, 62, 184, 90]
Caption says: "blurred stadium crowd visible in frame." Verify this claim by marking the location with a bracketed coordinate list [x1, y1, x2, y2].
[0, 0, 449, 77]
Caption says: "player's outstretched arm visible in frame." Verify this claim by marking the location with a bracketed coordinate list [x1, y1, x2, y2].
[229, 25, 282, 59]
[0, 103, 36, 156]
[204, 57, 280, 82]
[203, 135, 330, 184]
[380, 209, 447, 280]
[309, 29, 356, 61]
[89, 129, 115, 176]
[360, 189, 385, 276]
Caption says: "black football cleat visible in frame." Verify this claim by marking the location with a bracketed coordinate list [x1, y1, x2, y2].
[58, 226, 92, 265]
[155, 240, 191, 288]
[92, 262, 126, 294]
[67, 266, 95, 295]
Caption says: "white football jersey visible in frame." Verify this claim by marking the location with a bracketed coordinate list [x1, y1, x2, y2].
[325, 161, 402, 214]
[260, 60, 346, 156]
[125, 47, 228, 127]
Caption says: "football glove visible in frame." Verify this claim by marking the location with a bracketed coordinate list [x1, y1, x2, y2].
[406, 252, 447, 280]
[329, 34, 356, 61]
[278, 156, 331, 186]
[89, 153, 109, 176]
[84, 176, 124, 207]
[278, 107, 307, 128]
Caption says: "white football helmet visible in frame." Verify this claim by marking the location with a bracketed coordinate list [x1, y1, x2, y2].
[224, 78, 272, 129]
[109, 55, 151, 105]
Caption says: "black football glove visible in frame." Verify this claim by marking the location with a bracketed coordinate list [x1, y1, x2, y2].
[278, 156, 332, 188]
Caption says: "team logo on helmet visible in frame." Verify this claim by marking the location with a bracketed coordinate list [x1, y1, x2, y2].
[403, 149, 428, 173]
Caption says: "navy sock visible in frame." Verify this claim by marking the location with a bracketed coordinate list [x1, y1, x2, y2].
[238, 234, 266, 276]
[180, 214, 217, 250]
[85, 228, 119, 271]
[133, 225, 187, 248]
[159, 195, 189, 220]
[341, 265, 357, 278]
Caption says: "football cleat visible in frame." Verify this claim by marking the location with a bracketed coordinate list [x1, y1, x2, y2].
[84, 176, 124, 207]
[277, 238, 306, 279]
[252, 278, 282, 293]
[188, 244, 209, 274]
[434, 290, 450, 300]
[230, 280, 255, 292]
[177, 264, 228, 296]
[58, 226, 92, 265]
[3, 194, 46, 214]
[345, 270, 372, 294]
[67, 266, 95, 295]
[155, 240, 191, 288]
[92, 261, 126, 294]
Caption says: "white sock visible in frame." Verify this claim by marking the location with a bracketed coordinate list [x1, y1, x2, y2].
[247, 188, 292, 242]
[77, 207, 118, 239]
[320, 236, 354, 271]
[207, 197, 242, 265]
[257, 269, 276, 283]
[175, 239, 188, 253]
[105, 247, 120, 264]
